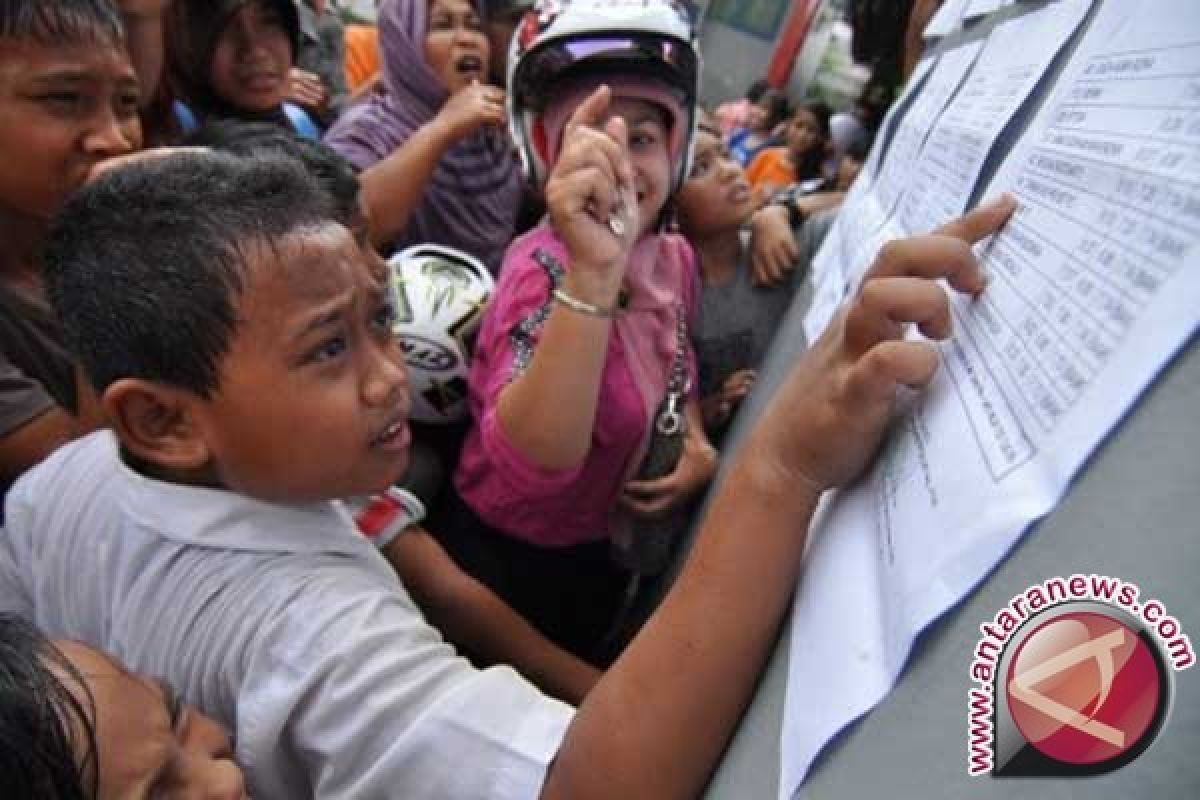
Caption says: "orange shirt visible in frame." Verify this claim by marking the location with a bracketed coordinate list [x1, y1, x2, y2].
[745, 147, 796, 203]
[344, 24, 381, 92]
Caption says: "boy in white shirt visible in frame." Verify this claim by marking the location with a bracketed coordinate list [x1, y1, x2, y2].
[0, 149, 1013, 798]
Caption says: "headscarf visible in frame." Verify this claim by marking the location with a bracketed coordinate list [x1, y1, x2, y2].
[539, 74, 687, 184]
[323, 0, 522, 273]
[166, 0, 300, 126]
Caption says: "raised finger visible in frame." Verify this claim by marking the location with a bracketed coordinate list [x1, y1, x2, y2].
[564, 84, 612, 138]
[602, 115, 635, 189]
[865, 234, 987, 296]
[935, 193, 1017, 243]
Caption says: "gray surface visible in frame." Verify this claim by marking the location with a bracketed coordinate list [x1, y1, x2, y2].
[705, 338, 1199, 799]
[700, 2, 1200, 796]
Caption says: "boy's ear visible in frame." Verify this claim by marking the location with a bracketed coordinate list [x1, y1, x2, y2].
[101, 379, 211, 471]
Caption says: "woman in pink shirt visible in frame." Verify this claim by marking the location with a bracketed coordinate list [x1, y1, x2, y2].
[433, 1, 716, 665]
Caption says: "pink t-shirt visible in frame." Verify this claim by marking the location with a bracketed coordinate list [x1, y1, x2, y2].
[454, 227, 698, 548]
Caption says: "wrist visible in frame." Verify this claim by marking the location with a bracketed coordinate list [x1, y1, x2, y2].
[560, 268, 622, 312]
[775, 188, 806, 228]
[425, 114, 466, 151]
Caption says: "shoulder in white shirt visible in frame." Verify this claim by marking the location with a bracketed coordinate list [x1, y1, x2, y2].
[0, 431, 573, 799]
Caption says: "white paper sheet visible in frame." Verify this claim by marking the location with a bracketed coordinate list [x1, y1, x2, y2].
[806, 46, 987, 342]
[779, 1, 1200, 796]
[806, 0, 1091, 343]
[897, 0, 1093, 234]
[965, 0, 1009, 19]
[924, 0, 970, 39]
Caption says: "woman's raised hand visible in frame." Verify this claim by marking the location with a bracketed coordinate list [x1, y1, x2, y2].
[545, 85, 638, 309]
[434, 79, 507, 142]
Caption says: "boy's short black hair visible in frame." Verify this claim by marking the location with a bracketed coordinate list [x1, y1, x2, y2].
[44, 151, 337, 398]
[0, 0, 123, 46]
[0, 613, 97, 800]
[184, 119, 362, 229]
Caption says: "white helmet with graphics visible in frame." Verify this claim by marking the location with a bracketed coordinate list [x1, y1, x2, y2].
[507, 0, 700, 193]
[387, 244, 494, 424]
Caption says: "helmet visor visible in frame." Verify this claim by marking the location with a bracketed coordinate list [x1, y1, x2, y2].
[514, 34, 698, 112]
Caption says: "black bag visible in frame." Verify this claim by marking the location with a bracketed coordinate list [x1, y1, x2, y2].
[610, 305, 692, 577]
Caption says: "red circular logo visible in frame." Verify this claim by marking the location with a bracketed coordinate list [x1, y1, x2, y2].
[1005, 611, 1164, 766]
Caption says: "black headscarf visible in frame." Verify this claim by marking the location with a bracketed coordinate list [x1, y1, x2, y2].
[166, 0, 300, 125]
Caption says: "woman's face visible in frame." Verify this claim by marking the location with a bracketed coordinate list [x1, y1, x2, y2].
[424, 0, 489, 94]
[604, 96, 673, 237]
[51, 640, 247, 799]
[209, 0, 293, 113]
[0, 38, 141, 222]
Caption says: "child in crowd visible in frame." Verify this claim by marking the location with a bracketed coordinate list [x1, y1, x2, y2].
[0, 612, 245, 798]
[712, 76, 770, 135]
[677, 124, 838, 440]
[726, 87, 789, 167]
[184, 119, 602, 702]
[325, 0, 519, 269]
[0, 146, 1014, 799]
[745, 100, 832, 202]
[166, 0, 321, 139]
[436, 0, 718, 663]
[0, 0, 141, 506]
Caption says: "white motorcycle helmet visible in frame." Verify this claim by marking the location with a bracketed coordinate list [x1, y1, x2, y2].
[387, 244, 495, 424]
[507, 0, 701, 194]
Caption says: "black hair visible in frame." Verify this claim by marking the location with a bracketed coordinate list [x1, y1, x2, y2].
[0, 0, 123, 47]
[44, 150, 337, 397]
[791, 101, 833, 181]
[0, 614, 98, 800]
[744, 78, 770, 104]
[184, 119, 363, 228]
[756, 88, 791, 132]
[166, 0, 300, 118]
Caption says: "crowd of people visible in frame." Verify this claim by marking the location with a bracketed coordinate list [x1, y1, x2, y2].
[0, 0, 1015, 797]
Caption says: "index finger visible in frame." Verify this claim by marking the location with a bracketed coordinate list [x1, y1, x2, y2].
[565, 85, 612, 134]
[866, 234, 987, 296]
[935, 193, 1016, 243]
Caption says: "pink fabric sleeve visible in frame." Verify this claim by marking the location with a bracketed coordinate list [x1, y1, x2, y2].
[463, 234, 589, 507]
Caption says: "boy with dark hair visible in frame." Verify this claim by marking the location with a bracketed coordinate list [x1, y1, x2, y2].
[183, 123, 603, 701]
[0, 149, 1013, 799]
[0, 0, 141, 505]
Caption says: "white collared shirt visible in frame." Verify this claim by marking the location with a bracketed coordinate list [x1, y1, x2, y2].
[0, 431, 573, 799]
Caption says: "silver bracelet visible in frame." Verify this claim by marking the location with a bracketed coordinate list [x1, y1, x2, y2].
[552, 287, 616, 318]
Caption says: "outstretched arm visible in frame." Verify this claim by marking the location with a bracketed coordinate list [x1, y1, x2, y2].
[542, 195, 1017, 800]
[383, 529, 601, 706]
